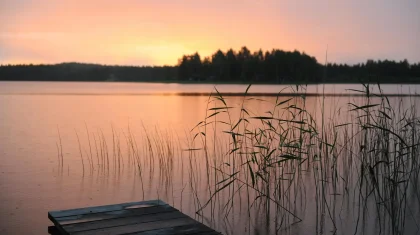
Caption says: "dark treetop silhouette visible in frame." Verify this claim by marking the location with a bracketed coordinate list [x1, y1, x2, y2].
[1, 47, 419, 83]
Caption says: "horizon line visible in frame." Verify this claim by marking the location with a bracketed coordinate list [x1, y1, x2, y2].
[1, 92, 419, 97]
[1, 46, 419, 67]
[2, 58, 419, 67]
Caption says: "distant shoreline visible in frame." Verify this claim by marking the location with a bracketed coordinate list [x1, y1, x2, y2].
[1, 92, 419, 97]
[2, 80, 420, 85]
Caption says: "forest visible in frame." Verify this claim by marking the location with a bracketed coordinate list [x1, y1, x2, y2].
[1, 46, 419, 83]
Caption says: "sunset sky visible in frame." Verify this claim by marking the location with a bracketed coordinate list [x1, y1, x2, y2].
[1, 0, 419, 66]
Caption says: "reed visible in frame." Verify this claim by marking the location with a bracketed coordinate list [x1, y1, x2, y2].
[58, 83, 420, 234]
[190, 83, 420, 234]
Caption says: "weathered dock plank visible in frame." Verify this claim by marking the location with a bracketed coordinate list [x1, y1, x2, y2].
[55, 205, 176, 225]
[48, 200, 221, 235]
[129, 224, 218, 235]
[63, 211, 187, 233]
[73, 217, 198, 235]
[49, 200, 166, 218]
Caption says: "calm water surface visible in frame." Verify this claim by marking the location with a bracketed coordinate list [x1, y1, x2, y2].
[0, 82, 419, 234]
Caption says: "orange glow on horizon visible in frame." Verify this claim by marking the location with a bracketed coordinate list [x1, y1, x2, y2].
[1, 0, 419, 65]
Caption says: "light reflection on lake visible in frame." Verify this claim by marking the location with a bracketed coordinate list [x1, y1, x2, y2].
[0, 81, 419, 234]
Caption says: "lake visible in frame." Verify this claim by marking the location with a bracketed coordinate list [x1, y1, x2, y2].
[0, 81, 419, 234]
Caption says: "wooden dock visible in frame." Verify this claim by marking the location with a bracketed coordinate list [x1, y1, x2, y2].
[48, 199, 221, 235]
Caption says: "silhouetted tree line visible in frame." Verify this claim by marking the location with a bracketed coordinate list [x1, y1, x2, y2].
[178, 47, 420, 83]
[1, 47, 420, 83]
[178, 47, 321, 83]
[0, 63, 178, 82]
[324, 59, 420, 83]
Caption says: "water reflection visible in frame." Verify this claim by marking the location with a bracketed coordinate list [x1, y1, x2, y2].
[0, 82, 419, 234]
